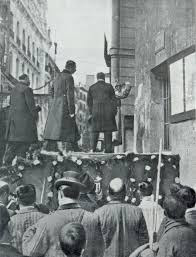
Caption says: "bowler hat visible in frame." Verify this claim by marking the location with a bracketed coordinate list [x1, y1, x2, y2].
[55, 171, 87, 192]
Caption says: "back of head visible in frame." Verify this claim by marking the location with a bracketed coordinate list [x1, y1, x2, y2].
[97, 72, 105, 81]
[139, 181, 153, 197]
[108, 178, 126, 201]
[16, 184, 36, 206]
[170, 183, 196, 208]
[65, 60, 76, 70]
[163, 195, 187, 219]
[59, 222, 86, 257]
[0, 181, 9, 197]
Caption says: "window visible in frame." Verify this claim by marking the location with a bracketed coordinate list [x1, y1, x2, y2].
[37, 47, 39, 60]
[36, 76, 38, 88]
[32, 42, 35, 56]
[22, 62, 25, 73]
[16, 58, 19, 78]
[16, 21, 20, 37]
[169, 51, 196, 120]
[10, 12, 13, 31]
[27, 36, 30, 51]
[8, 52, 13, 74]
[163, 78, 171, 150]
[22, 29, 25, 45]
[32, 73, 34, 88]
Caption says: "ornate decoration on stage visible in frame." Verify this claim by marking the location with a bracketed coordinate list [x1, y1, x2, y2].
[0, 148, 180, 209]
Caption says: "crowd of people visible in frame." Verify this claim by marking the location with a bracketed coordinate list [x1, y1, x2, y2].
[0, 171, 196, 257]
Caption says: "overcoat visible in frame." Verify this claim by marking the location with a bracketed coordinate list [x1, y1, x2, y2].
[156, 218, 196, 257]
[22, 203, 104, 257]
[87, 81, 117, 132]
[8, 206, 46, 253]
[44, 70, 80, 142]
[94, 201, 149, 257]
[5, 82, 38, 142]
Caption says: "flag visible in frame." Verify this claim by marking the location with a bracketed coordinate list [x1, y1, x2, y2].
[54, 42, 57, 55]
[104, 34, 111, 67]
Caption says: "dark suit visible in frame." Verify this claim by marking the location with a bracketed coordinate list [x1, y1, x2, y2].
[44, 69, 80, 146]
[87, 80, 117, 152]
[3, 82, 38, 164]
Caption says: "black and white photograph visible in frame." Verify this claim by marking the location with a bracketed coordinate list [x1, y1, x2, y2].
[0, 0, 196, 256]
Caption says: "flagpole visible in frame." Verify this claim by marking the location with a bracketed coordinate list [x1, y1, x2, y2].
[150, 138, 162, 249]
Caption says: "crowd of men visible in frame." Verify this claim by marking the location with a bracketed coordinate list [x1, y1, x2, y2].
[0, 171, 196, 257]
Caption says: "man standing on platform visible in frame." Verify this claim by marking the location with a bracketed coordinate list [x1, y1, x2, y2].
[3, 74, 38, 165]
[95, 178, 149, 257]
[87, 72, 117, 153]
[44, 60, 80, 153]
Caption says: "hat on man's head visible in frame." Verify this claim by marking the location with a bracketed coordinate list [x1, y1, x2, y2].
[55, 171, 87, 193]
[108, 178, 125, 196]
[0, 181, 9, 195]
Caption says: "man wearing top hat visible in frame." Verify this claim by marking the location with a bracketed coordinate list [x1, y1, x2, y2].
[22, 171, 104, 257]
[95, 178, 149, 257]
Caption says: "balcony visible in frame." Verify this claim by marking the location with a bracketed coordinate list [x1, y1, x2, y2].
[37, 61, 40, 68]
[22, 44, 26, 53]
[32, 56, 35, 63]
[16, 37, 21, 47]
[27, 50, 31, 59]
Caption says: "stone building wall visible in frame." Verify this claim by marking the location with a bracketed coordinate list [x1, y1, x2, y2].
[134, 0, 196, 186]
[110, 0, 136, 152]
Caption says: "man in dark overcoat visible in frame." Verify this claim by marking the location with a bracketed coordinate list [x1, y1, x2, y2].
[44, 60, 80, 152]
[22, 171, 104, 257]
[95, 178, 149, 257]
[87, 72, 117, 153]
[3, 74, 38, 165]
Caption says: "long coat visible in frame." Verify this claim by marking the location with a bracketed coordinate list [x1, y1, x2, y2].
[5, 82, 38, 142]
[44, 70, 80, 142]
[156, 218, 196, 257]
[22, 203, 104, 257]
[94, 201, 149, 257]
[8, 206, 46, 253]
[87, 81, 117, 132]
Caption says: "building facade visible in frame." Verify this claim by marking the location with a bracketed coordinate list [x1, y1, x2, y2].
[0, 0, 59, 140]
[111, 0, 196, 186]
[8, 0, 52, 93]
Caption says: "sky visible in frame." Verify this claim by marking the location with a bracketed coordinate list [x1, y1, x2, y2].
[47, 0, 112, 84]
